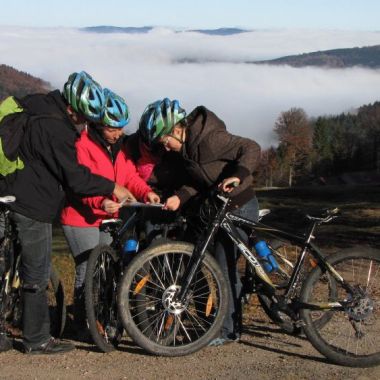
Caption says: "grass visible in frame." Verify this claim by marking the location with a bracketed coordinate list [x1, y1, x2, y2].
[256, 184, 380, 249]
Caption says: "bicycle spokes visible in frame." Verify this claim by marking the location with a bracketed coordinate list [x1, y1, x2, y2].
[302, 254, 380, 361]
[128, 251, 222, 347]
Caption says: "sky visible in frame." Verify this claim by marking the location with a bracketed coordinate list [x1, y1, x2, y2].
[2, 0, 380, 30]
[1, 1, 380, 147]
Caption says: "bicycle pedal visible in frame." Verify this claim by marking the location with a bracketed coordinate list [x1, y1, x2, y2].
[294, 319, 306, 328]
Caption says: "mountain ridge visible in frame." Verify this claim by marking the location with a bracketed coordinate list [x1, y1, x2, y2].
[0, 65, 51, 100]
[81, 26, 249, 36]
[254, 45, 380, 68]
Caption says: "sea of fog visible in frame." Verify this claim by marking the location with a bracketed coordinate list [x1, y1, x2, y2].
[1, 26, 379, 147]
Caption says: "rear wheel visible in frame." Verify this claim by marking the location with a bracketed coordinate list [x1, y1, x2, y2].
[48, 267, 66, 338]
[118, 242, 228, 356]
[85, 245, 123, 352]
[300, 248, 380, 367]
[3, 265, 66, 339]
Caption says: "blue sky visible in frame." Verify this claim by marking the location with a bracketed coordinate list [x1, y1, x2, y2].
[3, 0, 380, 30]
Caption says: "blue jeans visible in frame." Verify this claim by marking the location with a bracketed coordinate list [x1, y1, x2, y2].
[214, 196, 259, 339]
[11, 212, 52, 349]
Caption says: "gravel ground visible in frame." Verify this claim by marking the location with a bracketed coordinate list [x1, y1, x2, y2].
[1, 305, 380, 380]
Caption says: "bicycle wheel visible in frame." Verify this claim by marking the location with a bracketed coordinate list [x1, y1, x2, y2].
[300, 248, 380, 367]
[118, 241, 228, 356]
[85, 245, 123, 352]
[48, 267, 66, 338]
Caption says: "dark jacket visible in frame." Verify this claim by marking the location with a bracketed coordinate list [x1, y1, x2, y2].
[175, 106, 261, 209]
[1, 90, 114, 222]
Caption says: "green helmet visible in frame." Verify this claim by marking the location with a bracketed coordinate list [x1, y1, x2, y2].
[139, 98, 186, 146]
[63, 71, 105, 122]
[102, 88, 129, 128]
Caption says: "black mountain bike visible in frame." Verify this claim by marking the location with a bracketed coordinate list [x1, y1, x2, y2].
[84, 203, 186, 352]
[118, 191, 380, 367]
[0, 196, 66, 347]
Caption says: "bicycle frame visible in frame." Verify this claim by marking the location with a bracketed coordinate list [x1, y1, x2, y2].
[177, 194, 352, 313]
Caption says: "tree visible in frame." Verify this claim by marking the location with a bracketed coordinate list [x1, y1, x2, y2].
[259, 147, 279, 188]
[274, 108, 313, 186]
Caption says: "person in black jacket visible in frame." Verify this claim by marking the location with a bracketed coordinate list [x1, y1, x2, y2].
[0, 71, 134, 354]
[139, 98, 261, 346]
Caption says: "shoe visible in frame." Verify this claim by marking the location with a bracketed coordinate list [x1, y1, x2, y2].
[0, 333, 13, 352]
[24, 337, 75, 355]
[208, 336, 240, 347]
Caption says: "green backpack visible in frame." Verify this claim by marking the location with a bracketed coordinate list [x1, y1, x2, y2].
[0, 96, 29, 177]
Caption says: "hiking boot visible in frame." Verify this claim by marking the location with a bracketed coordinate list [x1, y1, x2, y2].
[0, 333, 13, 352]
[24, 337, 75, 355]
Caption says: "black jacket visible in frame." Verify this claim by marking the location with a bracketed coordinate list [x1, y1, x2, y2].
[175, 106, 261, 208]
[1, 90, 114, 222]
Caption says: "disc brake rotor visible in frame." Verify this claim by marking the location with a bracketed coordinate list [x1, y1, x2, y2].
[162, 285, 187, 315]
[346, 296, 374, 321]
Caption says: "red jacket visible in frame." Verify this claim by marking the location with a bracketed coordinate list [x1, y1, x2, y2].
[60, 130, 152, 227]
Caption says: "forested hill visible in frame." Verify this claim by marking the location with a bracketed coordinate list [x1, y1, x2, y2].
[0, 64, 51, 100]
[256, 45, 380, 68]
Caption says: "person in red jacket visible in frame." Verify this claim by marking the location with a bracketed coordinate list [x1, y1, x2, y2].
[60, 89, 159, 334]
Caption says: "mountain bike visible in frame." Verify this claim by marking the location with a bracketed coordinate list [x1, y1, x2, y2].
[84, 203, 186, 352]
[118, 191, 380, 367]
[0, 196, 66, 347]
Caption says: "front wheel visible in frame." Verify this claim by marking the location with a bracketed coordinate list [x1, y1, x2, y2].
[118, 242, 228, 356]
[85, 245, 123, 352]
[300, 247, 380, 367]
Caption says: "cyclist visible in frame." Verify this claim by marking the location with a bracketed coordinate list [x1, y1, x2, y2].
[0, 71, 134, 354]
[60, 89, 159, 337]
[139, 98, 261, 346]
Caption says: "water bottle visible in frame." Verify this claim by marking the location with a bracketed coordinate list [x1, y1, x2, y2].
[122, 238, 139, 266]
[254, 240, 279, 273]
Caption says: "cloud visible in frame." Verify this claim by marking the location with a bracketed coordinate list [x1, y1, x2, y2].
[0, 26, 379, 147]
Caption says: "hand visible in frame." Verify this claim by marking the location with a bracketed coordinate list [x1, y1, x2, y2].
[145, 191, 161, 204]
[163, 195, 181, 211]
[113, 183, 137, 203]
[101, 199, 121, 214]
[218, 177, 240, 193]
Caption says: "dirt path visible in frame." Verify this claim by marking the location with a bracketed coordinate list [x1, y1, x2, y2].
[1, 311, 379, 380]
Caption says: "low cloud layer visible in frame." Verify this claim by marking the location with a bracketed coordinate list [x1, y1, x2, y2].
[1, 26, 379, 147]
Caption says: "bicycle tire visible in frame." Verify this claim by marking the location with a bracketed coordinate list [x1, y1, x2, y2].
[118, 241, 228, 356]
[85, 245, 123, 352]
[300, 247, 380, 367]
[48, 267, 66, 338]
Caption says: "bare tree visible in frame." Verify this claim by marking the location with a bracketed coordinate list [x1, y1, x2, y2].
[274, 108, 313, 186]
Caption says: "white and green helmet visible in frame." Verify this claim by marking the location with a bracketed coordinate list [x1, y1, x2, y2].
[63, 71, 105, 122]
[139, 98, 186, 146]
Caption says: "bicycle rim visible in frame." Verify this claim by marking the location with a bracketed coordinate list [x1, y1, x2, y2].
[118, 242, 228, 356]
[301, 248, 380, 367]
[85, 245, 123, 352]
